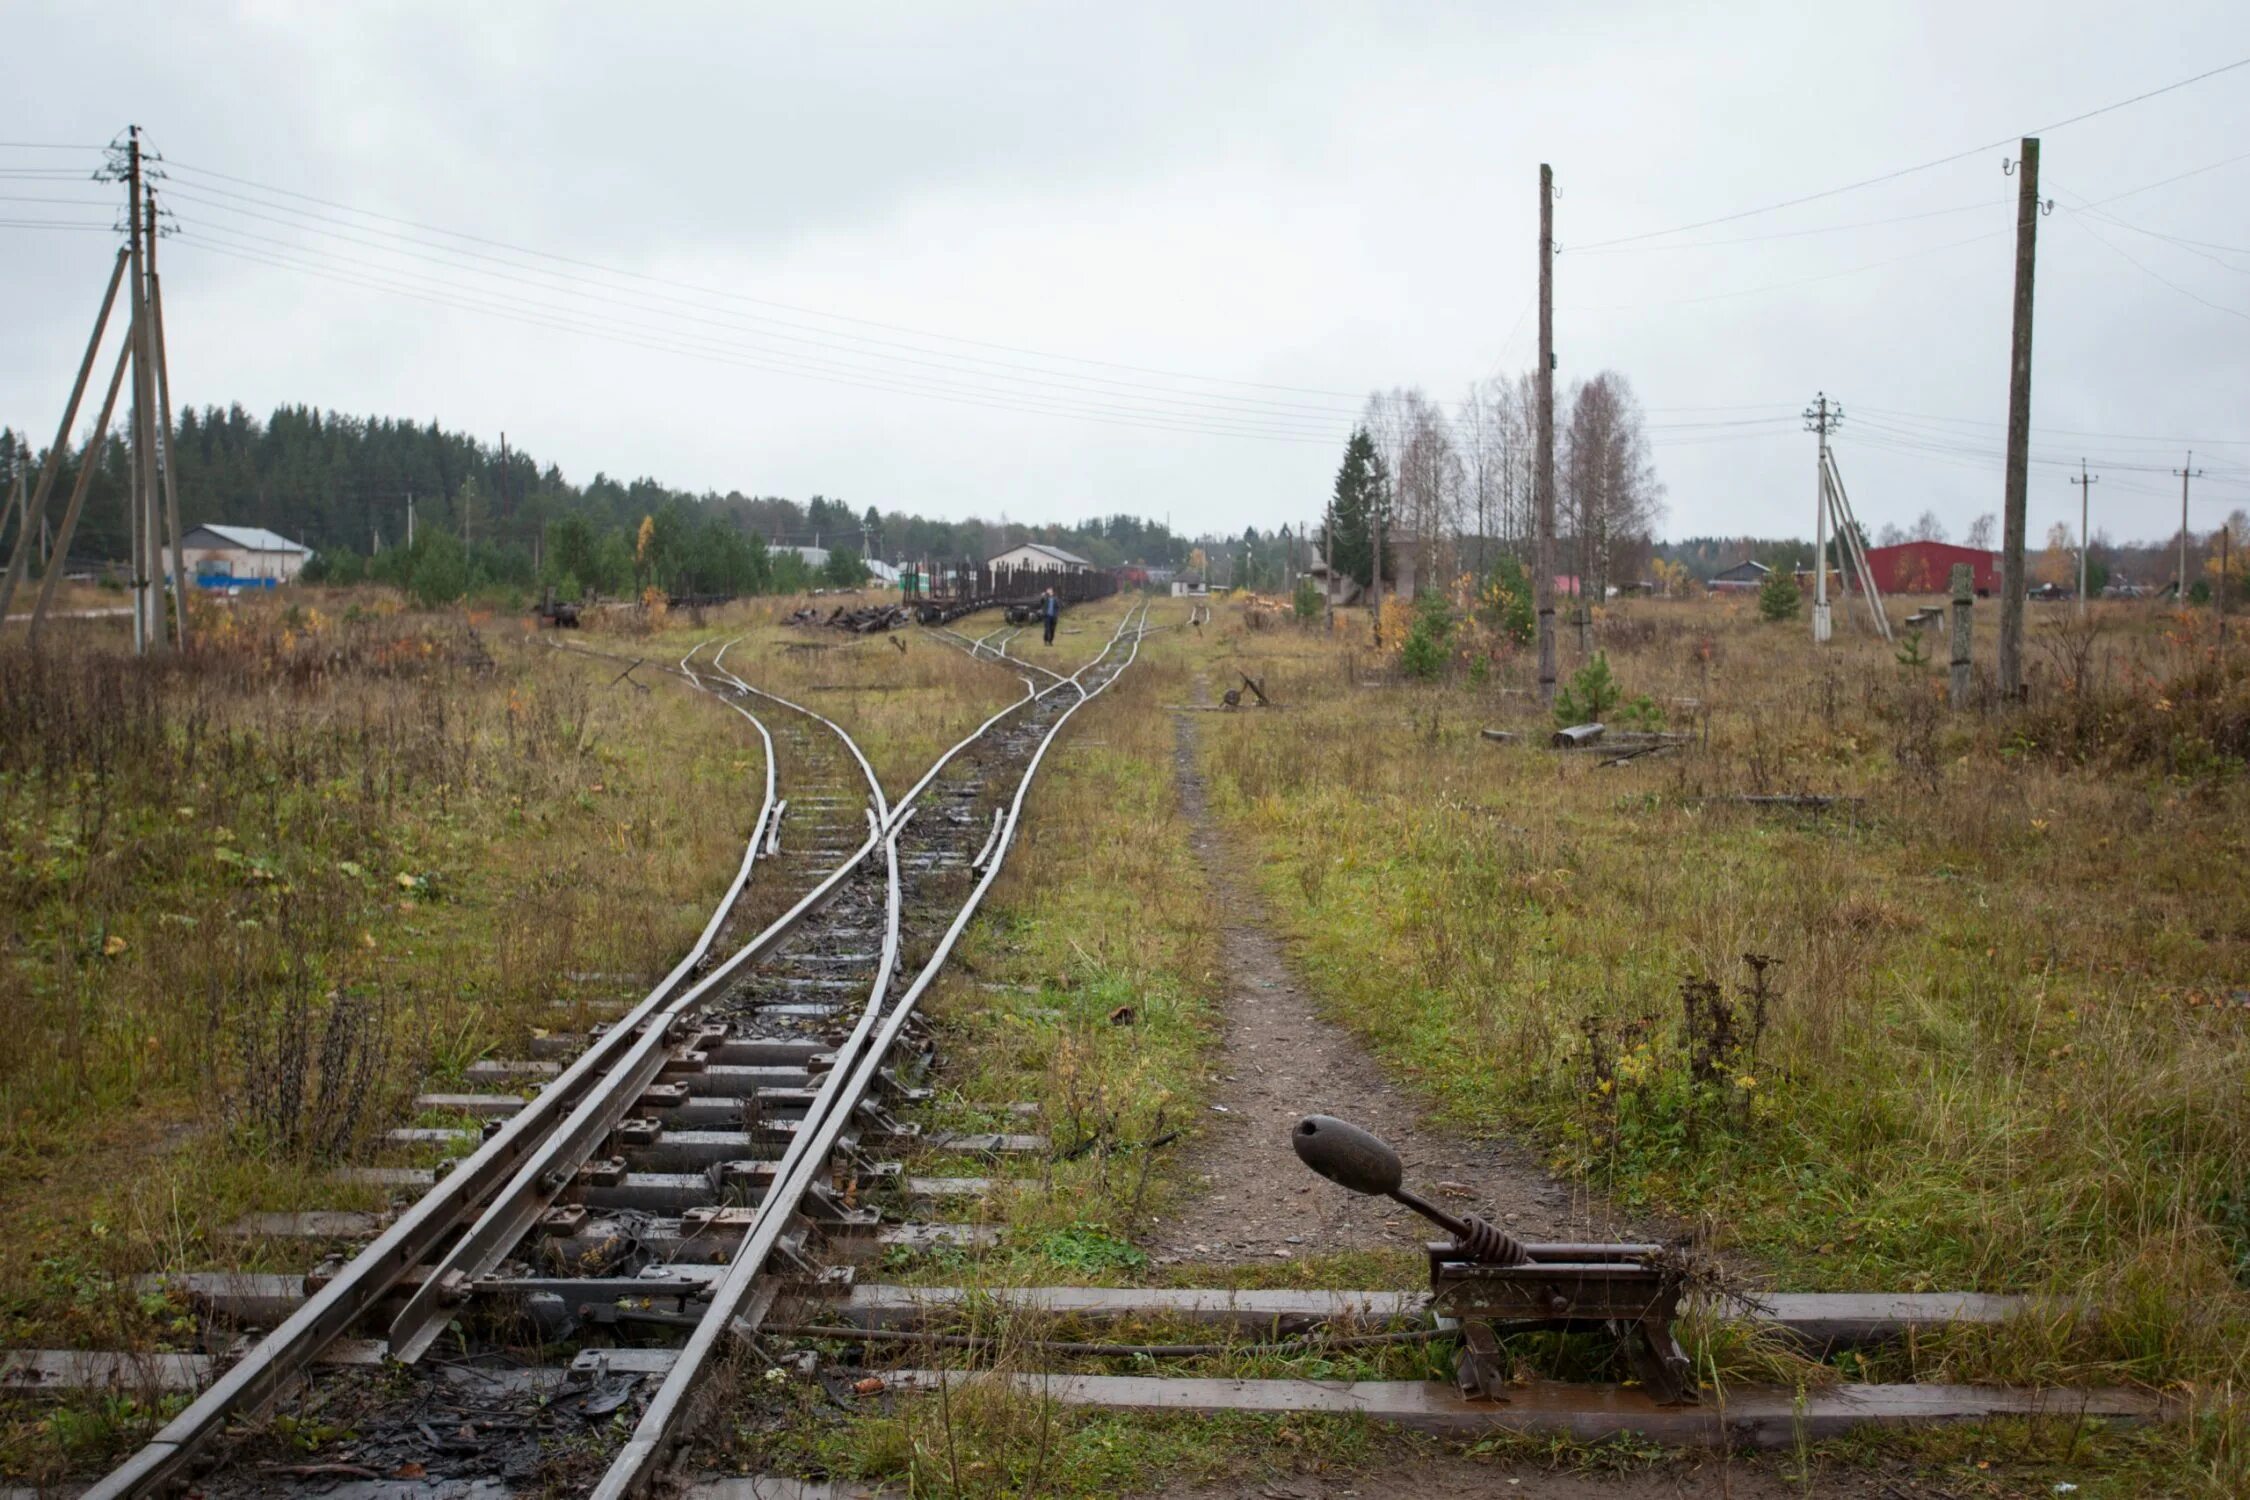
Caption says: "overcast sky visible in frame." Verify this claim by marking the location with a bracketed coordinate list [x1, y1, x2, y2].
[5, 1, 2248, 552]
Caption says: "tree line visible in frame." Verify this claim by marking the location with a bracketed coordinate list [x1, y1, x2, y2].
[1312, 372, 1664, 602]
[0, 404, 1203, 604]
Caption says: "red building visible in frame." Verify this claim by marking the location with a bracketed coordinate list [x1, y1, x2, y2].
[1863, 542, 2001, 596]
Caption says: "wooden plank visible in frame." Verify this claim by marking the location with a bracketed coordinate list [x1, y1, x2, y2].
[882, 1373, 2168, 1446]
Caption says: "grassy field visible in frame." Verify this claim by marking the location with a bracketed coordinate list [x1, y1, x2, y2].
[0, 592, 773, 1476]
[10, 584, 2246, 1494]
[1186, 590, 2249, 1492]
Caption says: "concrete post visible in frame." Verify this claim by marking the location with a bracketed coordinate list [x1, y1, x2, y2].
[1948, 564, 1974, 709]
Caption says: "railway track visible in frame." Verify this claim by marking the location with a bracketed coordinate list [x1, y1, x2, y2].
[50, 597, 2170, 1493]
[79, 603, 1151, 1498]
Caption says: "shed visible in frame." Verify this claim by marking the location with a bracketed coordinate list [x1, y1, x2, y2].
[168, 524, 313, 588]
[987, 542, 1092, 574]
[1863, 542, 1999, 596]
[1708, 559, 1770, 593]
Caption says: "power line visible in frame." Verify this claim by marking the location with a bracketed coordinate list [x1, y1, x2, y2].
[1566, 198, 2005, 255]
[2055, 207, 2250, 322]
[160, 157, 1384, 403]
[167, 232, 1361, 446]
[164, 194, 1801, 445]
[1569, 55, 2250, 252]
[1850, 403, 2250, 449]
[159, 187, 1383, 427]
[1564, 224, 2011, 312]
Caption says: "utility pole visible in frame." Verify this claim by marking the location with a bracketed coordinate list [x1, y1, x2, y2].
[1805, 393, 1840, 643]
[1997, 138, 2043, 697]
[1534, 163, 1557, 707]
[148, 183, 187, 647]
[2174, 453, 2202, 599]
[406, 487, 414, 547]
[2071, 460, 2098, 615]
[126, 125, 150, 652]
[1370, 469, 1384, 643]
[0, 250, 127, 628]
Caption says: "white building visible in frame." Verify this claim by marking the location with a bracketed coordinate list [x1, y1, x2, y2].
[987, 542, 1093, 574]
[167, 524, 313, 588]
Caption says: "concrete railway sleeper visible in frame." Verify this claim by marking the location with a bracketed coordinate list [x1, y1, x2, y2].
[78, 604, 1153, 1499]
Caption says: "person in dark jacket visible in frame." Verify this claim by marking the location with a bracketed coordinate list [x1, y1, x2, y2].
[1041, 587, 1059, 645]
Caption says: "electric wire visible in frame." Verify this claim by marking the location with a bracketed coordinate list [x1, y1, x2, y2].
[1568, 54, 2250, 251]
[160, 156, 1383, 402]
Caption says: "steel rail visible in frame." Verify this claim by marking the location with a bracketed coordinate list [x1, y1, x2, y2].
[380, 639, 788, 1360]
[387, 622, 1074, 1373]
[84, 637, 781, 1500]
[594, 601, 1150, 1497]
[387, 643, 893, 1363]
[709, 640, 890, 826]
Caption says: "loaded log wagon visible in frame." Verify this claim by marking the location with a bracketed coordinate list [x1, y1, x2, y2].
[902, 551, 1120, 625]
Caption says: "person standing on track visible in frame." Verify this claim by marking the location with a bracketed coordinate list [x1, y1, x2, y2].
[1041, 586, 1059, 646]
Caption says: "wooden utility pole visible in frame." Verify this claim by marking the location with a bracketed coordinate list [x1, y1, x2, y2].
[1535, 163, 1557, 706]
[1997, 137, 2041, 697]
[2174, 453, 2202, 599]
[28, 341, 133, 646]
[1948, 564, 1974, 708]
[2071, 460, 2098, 615]
[0, 250, 127, 627]
[3, 463, 21, 569]
[1369, 466, 1384, 644]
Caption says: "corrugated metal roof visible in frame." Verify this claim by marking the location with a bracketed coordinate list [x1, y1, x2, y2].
[990, 542, 1094, 568]
[185, 523, 312, 554]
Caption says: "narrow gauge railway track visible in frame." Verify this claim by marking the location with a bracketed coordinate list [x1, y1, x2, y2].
[83, 604, 1151, 1499]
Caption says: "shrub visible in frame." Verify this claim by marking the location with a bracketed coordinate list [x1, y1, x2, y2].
[1757, 568, 1800, 622]
[1554, 652, 1621, 724]
[1400, 592, 1454, 680]
[1292, 575, 1321, 622]
[1479, 555, 1536, 646]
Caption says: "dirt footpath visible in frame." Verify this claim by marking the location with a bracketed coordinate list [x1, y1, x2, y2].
[1153, 699, 1660, 1267]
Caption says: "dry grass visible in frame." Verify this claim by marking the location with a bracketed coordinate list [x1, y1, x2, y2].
[0, 592, 766, 1478]
[1190, 592, 2249, 1490]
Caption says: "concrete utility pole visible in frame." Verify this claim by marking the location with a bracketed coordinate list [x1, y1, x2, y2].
[126, 125, 151, 652]
[149, 185, 188, 646]
[1805, 393, 1840, 643]
[2174, 453, 2202, 599]
[1534, 163, 1557, 707]
[1997, 137, 2042, 697]
[2071, 460, 2098, 616]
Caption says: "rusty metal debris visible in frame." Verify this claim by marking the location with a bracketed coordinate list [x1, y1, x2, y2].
[1292, 1115, 1695, 1406]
